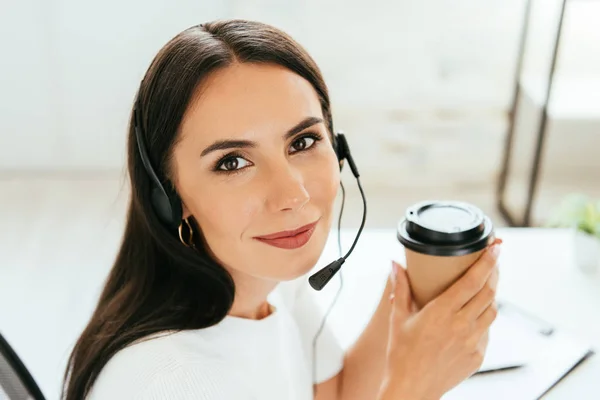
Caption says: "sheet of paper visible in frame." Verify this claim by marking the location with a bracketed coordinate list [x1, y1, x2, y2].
[443, 307, 594, 400]
[478, 308, 536, 372]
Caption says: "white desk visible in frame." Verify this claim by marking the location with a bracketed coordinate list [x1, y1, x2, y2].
[1, 227, 599, 399]
[315, 228, 600, 399]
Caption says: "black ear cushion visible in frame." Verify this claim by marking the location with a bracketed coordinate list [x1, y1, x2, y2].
[168, 190, 183, 226]
[151, 187, 182, 229]
[333, 133, 345, 171]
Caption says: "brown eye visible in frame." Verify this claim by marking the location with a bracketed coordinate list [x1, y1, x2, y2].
[217, 156, 249, 171]
[224, 158, 238, 170]
[290, 136, 316, 153]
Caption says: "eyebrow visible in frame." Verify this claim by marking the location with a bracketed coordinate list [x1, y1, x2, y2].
[200, 116, 324, 157]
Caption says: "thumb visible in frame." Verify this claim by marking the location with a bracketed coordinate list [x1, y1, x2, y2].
[390, 261, 413, 320]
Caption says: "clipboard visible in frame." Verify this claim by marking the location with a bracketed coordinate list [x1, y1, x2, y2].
[443, 301, 595, 400]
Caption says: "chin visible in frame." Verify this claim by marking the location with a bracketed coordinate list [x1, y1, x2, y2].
[277, 229, 329, 281]
[287, 255, 322, 281]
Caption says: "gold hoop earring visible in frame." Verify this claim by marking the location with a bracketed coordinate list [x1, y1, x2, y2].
[178, 217, 195, 248]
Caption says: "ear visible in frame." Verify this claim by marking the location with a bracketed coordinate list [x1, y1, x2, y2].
[181, 202, 192, 220]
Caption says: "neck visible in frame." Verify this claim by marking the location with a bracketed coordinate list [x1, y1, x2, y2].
[227, 269, 278, 320]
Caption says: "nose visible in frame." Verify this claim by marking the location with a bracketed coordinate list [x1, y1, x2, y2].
[265, 164, 310, 213]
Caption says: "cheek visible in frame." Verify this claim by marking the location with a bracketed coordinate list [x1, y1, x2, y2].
[305, 150, 340, 219]
[184, 182, 249, 268]
[195, 186, 258, 243]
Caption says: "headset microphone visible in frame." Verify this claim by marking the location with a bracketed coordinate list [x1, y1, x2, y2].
[308, 133, 367, 291]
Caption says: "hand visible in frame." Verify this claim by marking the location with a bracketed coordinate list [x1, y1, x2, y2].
[379, 240, 501, 400]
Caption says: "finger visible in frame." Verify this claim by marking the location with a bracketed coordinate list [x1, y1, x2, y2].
[475, 302, 498, 333]
[459, 265, 499, 319]
[477, 330, 490, 355]
[390, 261, 413, 322]
[438, 244, 501, 312]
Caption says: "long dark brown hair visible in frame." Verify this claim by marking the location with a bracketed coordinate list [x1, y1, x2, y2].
[61, 19, 334, 400]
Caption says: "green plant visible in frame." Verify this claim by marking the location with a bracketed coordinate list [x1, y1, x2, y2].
[546, 194, 600, 238]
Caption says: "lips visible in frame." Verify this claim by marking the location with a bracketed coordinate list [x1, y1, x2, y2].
[254, 220, 319, 250]
[255, 221, 319, 240]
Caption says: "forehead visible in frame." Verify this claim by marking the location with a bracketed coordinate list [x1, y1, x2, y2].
[180, 63, 324, 144]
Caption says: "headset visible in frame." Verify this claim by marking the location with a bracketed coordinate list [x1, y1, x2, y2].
[133, 95, 367, 291]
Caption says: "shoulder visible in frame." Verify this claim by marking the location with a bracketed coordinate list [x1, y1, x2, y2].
[87, 331, 247, 400]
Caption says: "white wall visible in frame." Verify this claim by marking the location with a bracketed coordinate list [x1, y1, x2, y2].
[1, 0, 599, 176]
[0, 0, 231, 170]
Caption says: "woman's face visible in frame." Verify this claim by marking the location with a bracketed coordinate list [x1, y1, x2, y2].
[172, 63, 340, 283]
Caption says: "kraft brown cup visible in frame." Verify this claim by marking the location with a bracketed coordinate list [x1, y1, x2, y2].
[405, 247, 487, 309]
[397, 201, 495, 309]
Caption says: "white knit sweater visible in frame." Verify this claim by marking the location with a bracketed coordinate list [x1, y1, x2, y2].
[86, 278, 344, 399]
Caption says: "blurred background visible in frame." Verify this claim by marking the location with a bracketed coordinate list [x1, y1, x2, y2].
[1, 0, 599, 398]
[1, 0, 599, 229]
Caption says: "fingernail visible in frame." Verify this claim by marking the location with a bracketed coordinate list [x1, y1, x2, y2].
[392, 261, 399, 279]
[489, 244, 501, 260]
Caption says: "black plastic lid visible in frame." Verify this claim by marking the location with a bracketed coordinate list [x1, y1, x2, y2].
[397, 201, 494, 256]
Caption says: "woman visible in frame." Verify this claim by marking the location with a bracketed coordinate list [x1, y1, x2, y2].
[63, 19, 501, 400]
